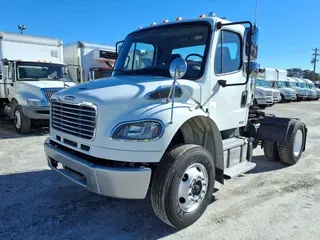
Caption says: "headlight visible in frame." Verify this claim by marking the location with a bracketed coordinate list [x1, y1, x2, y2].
[111, 121, 163, 141]
[26, 99, 41, 106]
[256, 90, 264, 96]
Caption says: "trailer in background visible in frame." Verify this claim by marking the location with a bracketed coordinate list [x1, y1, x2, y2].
[63, 41, 116, 83]
[0, 31, 74, 133]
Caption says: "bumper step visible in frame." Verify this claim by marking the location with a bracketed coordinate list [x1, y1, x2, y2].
[224, 161, 256, 179]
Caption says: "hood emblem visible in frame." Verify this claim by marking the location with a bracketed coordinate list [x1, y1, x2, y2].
[65, 96, 76, 101]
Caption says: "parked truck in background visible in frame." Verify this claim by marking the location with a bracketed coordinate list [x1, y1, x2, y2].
[260, 68, 281, 104]
[272, 70, 296, 102]
[63, 41, 116, 84]
[44, 13, 308, 228]
[0, 31, 74, 134]
[303, 78, 319, 100]
[294, 78, 316, 101]
[254, 78, 273, 109]
[287, 77, 307, 101]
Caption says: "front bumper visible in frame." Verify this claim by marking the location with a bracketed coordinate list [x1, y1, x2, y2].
[273, 96, 281, 103]
[256, 97, 273, 105]
[22, 105, 50, 119]
[283, 94, 292, 100]
[44, 138, 152, 199]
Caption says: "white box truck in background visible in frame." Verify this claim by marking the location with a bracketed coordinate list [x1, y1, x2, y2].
[259, 68, 281, 104]
[63, 41, 116, 83]
[0, 31, 75, 134]
[273, 70, 296, 102]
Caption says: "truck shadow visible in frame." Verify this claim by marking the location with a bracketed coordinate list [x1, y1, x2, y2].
[249, 155, 287, 174]
[0, 170, 181, 240]
[0, 117, 49, 139]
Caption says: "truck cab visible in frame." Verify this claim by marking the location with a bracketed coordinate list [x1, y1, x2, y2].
[287, 77, 307, 101]
[272, 70, 296, 102]
[303, 78, 319, 100]
[0, 31, 75, 133]
[254, 78, 274, 108]
[258, 68, 281, 104]
[44, 13, 307, 229]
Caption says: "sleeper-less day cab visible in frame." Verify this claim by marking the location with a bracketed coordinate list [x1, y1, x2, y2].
[258, 68, 281, 105]
[303, 78, 319, 100]
[287, 77, 307, 101]
[273, 70, 296, 102]
[0, 31, 75, 133]
[44, 13, 308, 228]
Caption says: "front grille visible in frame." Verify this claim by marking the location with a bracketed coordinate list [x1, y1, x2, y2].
[51, 101, 96, 140]
[266, 91, 273, 96]
[43, 89, 61, 102]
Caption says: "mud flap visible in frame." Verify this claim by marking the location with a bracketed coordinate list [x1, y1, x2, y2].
[257, 116, 292, 144]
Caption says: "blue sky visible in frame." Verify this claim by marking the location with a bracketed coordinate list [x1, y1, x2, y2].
[1, 0, 319, 71]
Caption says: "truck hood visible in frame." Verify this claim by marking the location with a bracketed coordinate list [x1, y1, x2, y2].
[52, 75, 200, 106]
[22, 80, 75, 88]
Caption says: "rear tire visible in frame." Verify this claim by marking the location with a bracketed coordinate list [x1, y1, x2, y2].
[278, 120, 306, 165]
[14, 105, 31, 134]
[151, 144, 215, 229]
[263, 141, 280, 162]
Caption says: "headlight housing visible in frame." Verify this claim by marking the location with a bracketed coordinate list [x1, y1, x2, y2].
[111, 120, 163, 141]
[26, 99, 41, 106]
[256, 90, 264, 96]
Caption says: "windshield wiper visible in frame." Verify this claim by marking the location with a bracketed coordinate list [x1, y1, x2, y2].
[19, 78, 39, 81]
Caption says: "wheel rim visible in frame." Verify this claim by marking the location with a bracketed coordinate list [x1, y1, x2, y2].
[178, 163, 208, 213]
[293, 130, 303, 157]
[14, 110, 22, 129]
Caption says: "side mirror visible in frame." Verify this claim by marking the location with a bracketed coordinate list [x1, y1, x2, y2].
[2, 58, 9, 66]
[243, 61, 263, 78]
[244, 26, 259, 60]
[169, 58, 187, 79]
[116, 40, 124, 57]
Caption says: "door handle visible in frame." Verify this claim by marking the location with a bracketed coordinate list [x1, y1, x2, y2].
[10, 83, 13, 86]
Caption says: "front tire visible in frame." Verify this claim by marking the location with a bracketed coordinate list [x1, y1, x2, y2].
[278, 120, 306, 165]
[151, 144, 215, 229]
[14, 105, 31, 134]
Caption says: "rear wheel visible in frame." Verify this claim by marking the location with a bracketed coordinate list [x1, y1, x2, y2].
[151, 144, 215, 229]
[278, 121, 306, 165]
[14, 105, 31, 134]
[263, 141, 280, 162]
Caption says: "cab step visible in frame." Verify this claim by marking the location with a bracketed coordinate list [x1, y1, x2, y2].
[224, 161, 256, 179]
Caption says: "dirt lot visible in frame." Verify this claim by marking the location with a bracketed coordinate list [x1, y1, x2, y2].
[1, 101, 320, 240]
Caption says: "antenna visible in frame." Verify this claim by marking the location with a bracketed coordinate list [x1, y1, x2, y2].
[254, 0, 258, 26]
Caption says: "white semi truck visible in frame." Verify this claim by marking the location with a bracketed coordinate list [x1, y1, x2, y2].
[254, 78, 274, 109]
[44, 14, 308, 228]
[303, 78, 319, 100]
[273, 70, 297, 102]
[0, 31, 75, 133]
[287, 77, 307, 101]
[63, 41, 116, 84]
[260, 68, 281, 104]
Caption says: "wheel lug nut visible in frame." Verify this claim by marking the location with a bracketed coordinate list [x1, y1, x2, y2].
[189, 193, 192, 196]
[202, 190, 206, 193]
[195, 200, 199, 203]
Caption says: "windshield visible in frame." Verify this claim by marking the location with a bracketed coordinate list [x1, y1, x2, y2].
[308, 82, 315, 89]
[290, 82, 299, 87]
[299, 82, 307, 88]
[276, 81, 287, 88]
[16, 62, 73, 82]
[114, 22, 210, 80]
[256, 79, 270, 88]
[89, 68, 113, 80]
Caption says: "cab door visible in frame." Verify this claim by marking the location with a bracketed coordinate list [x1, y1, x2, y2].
[5, 61, 16, 101]
[209, 27, 248, 130]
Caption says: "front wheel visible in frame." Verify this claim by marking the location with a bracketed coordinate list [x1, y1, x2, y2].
[14, 105, 31, 134]
[151, 144, 215, 229]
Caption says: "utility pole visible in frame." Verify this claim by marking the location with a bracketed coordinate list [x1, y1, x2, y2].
[17, 25, 26, 34]
[311, 48, 319, 73]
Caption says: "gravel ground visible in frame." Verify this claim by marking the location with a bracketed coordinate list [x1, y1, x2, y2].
[0, 101, 320, 240]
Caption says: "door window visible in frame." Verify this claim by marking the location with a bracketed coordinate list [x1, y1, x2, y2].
[214, 30, 242, 74]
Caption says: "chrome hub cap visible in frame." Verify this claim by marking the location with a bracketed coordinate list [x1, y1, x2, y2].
[293, 129, 303, 157]
[178, 163, 208, 212]
[14, 110, 21, 129]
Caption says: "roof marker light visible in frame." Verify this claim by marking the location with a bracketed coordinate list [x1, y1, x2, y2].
[151, 22, 156, 26]
[208, 12, 215, 17]
[163, 19, 169, 23]
[199, 14, 206, 18]
[176, 17, 182, 20]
